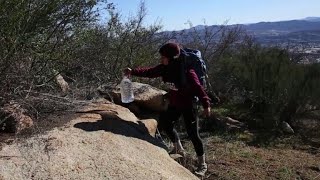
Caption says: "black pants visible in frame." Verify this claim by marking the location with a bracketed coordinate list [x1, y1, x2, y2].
[158, 106, 204, 156]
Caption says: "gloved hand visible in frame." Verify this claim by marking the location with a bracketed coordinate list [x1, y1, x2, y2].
[123, 67, 132, 77]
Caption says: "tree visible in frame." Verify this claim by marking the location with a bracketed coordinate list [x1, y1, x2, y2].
[218, 39, 320, 128]
[66, 1, 165, 85]
[0, 0, 105, 101]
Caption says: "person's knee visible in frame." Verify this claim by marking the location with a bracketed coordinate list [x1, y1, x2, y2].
[186, 127, 199, 138]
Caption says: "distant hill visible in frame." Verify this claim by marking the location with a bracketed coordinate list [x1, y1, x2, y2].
[242, 19, 320, 44]
[303, 17, 320, 22]
[243, 20, 320, 34]
[162, 17, 320, 45]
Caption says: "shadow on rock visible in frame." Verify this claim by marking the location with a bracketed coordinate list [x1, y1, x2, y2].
[74, 117, 167, 150]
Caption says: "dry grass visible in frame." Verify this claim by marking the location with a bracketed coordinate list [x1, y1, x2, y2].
[179, 131, 320, 180]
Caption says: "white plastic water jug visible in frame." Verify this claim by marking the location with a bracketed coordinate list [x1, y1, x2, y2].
[120, 75, 134, 103]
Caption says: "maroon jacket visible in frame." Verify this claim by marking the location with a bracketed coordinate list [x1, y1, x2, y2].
[131, 63, 211, 109]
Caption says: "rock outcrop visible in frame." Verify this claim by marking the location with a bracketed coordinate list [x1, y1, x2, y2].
[0, 101, 33, 133]
[0, 100, 198, 180]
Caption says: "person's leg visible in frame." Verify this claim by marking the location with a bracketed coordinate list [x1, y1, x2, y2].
[158, 106, 183, 152]
[182, 107, 207, 175]
[182, 107, 204, 156]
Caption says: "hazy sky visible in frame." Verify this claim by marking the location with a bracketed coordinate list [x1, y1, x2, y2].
[104, 0, 320, 31]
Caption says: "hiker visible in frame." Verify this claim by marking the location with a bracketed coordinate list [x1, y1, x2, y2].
[124, 42, 211, 176]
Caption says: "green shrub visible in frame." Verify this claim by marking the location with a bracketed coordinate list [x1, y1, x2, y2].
[216, 43, 320, 128]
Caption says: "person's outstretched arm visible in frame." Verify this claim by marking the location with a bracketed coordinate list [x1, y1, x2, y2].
[124, 64, 165, 78]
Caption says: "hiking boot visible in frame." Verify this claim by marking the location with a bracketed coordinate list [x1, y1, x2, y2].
[194, 163, 207, 176]
[195, 154, 207, 176]
[169, 147, 186, 157]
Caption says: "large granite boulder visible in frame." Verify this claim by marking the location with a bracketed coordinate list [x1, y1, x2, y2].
[98, 82, 168, 112]
[0, 100, 198, 180]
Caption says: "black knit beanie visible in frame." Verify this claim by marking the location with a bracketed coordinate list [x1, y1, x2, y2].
[159, 43, 180, 58]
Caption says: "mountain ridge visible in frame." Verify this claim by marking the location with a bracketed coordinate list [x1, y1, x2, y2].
[161, 17, 320, 45]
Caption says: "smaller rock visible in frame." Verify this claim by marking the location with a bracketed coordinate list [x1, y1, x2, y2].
[139, 119, 158, 137]
[0, 101, 33, 133]
[55, 73, 70, 96]
[213, 116, 245, 131]
[169, 154, 183, 160]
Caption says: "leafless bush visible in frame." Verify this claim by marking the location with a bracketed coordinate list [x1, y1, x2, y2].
[0, 0, 107, 103]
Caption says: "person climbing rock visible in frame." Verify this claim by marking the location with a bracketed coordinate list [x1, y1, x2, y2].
[124, 42, 211, 176]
